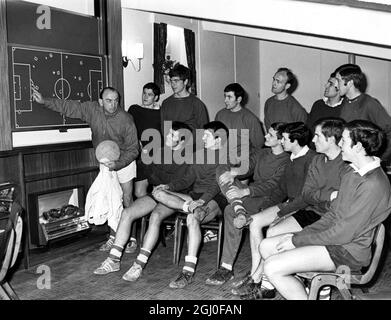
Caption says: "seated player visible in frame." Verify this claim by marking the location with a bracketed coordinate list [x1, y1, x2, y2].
[93, 121, 192, 279]
[260, 120, 391, 300]
[205, 122, 290, 286]
[152, 121, 229, 289]
[229, 122, 316, 298]
[236, 118, 349, 299]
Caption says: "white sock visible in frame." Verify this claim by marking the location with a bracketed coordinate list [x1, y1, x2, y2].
[182, 200, 191, 212]
[261, 275, 275, 289]
[221, 262, 233, 271]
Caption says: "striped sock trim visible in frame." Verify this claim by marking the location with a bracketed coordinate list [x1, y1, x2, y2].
[231, 199, 243, 206]
[183, 255, 197, 274]
[136, 248, 151, 268]
[140, 248, 151, 256]
[112, 244, 124, 252]
[221, 262, 232, 271]
[183, 266, 195, 273]
[109, 244, 124, 262]
[136, 254, 149, 267]
[233, 205, 246, 215]
[185, 255, 198, 264]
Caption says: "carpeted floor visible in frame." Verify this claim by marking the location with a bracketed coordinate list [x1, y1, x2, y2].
[6, 226, 391, 300]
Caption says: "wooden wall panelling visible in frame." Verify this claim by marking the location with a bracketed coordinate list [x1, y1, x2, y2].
[0, 155, 21, 191]
[104, 0, 124, 106]
[23, 148, 97, 177]
[0, 0, 12, 151]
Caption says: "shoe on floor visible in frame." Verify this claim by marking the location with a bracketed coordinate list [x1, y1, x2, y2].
[125, 239, 137, 254]
[93, 257, 120, 275]
[239, 282, 276, 300]
[231, 271, 251, 288]
[122, 262, 143, 282]
[203, 230, 218, 243]
[169, 271, 194, 289]
[231, 273, 254, 295]
[205, 267, 234, 286]
[233, 213, 253, 229]
[99, 237, 114, 252]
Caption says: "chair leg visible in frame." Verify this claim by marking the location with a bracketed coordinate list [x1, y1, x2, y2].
[173, 217, 181, 265]
[336, 277, 352, 300]
[160, 224, 167, 247]
[216, 221, 223, 269]
[308, 275, 338, 300]
[176, 220, 185, 265]
[1, 282, 19, 300]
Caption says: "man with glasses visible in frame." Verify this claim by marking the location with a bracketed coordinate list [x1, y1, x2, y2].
[161, 64, 209, 135]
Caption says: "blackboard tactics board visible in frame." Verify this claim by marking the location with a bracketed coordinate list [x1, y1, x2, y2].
[9, 46, 104, 131]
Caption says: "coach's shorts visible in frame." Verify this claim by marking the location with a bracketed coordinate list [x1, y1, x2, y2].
[116, 160, 137, 183]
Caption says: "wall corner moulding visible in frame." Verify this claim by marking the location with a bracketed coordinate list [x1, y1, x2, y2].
[122, 0, 391, 48]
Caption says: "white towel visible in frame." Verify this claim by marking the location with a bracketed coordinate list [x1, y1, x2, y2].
[85, 164, 123, 232]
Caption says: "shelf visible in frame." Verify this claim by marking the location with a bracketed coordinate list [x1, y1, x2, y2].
[24, 166, 99, 183]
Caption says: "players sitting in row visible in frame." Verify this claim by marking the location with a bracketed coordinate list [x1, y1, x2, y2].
[94, 121, 230, 288]
[260, 120, 391, 300]
[233, 118, 348, 299]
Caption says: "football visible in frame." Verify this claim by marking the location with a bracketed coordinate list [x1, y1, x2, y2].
[95, 140, 120, 162]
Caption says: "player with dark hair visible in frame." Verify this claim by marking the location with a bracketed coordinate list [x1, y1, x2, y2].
[307, 72, 343, 133]
[227, 122, 316, 298]
[335, 63, 391, 162]
[93, 121, 193, 280]
[215, 83, 265, 172]
[142, 121, 229, 288]
[260, 120, 391, 300]
[160, 64, 209, 135]
[205, 122, 290, 287]
[235, 118, 348, 299]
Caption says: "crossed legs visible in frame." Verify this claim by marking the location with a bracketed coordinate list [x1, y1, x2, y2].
[153, 189, 221, 288]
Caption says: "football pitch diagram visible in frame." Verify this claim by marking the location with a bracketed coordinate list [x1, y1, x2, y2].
[10, 46, 104, 130]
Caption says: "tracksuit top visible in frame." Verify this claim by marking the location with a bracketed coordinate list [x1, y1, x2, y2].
[293, 165, 391, 267]
[44, 98, 139, 171]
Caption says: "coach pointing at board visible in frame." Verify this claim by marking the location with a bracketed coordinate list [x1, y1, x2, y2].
[32, 86, 139, 210]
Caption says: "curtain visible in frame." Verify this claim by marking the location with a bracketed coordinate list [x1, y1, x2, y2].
[184, 28, 197, 95]
[153, 23, 167, 94]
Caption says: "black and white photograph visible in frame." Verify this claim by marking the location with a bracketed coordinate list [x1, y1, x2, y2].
[1, 0, 391, 312]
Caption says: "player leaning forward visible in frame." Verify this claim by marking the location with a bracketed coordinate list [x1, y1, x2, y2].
[32, 87, 140, 234]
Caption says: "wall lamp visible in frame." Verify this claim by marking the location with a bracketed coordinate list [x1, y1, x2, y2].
[122, 41, 144, 71]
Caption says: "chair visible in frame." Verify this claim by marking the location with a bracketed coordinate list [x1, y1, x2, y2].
[173, 212, 223, 268]
[0, 202, 23, 300]
[140, 214, 177, 248]
[297, 223, 385, 300]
